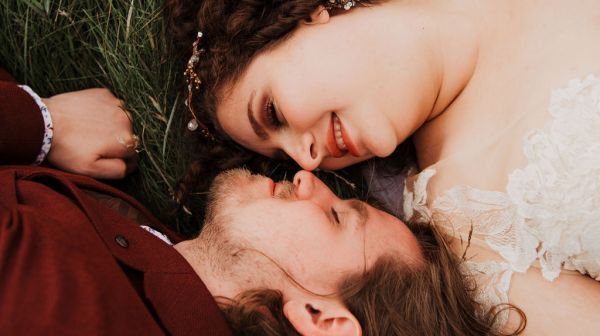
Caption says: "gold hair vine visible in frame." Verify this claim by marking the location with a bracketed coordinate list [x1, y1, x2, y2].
[326, 0, 359, 10]
[184, 31, 216, 141]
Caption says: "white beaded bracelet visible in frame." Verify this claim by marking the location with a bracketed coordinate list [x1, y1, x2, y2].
[18, 85, 54, 166]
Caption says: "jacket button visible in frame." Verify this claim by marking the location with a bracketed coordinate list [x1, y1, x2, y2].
[115, 235, 129, 248]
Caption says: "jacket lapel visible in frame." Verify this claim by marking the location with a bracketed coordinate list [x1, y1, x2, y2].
[9, 167, 232, 335]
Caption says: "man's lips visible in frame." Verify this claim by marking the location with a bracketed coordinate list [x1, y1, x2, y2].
[270, 178, 287, 197]
[268, 178, 276, 196]
[327, 114, 360, 158]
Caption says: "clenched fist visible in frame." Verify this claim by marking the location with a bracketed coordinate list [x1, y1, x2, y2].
[43, 88, 138, 179]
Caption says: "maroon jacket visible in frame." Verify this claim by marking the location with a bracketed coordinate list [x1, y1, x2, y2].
[0, 70, 232, 335]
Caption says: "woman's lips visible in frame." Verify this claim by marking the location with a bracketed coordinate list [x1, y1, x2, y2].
[327, 115, 344, 158]
[333, 114, 348, 152]
[327, 114, 360, 158]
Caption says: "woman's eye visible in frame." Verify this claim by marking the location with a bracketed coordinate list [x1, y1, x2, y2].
[264, 99, 283, 129]
[331, 207, 340, 224]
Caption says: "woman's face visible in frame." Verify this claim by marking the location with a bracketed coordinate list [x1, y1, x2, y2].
[216, 7, 437, 170]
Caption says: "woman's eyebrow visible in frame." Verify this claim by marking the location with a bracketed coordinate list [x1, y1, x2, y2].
[247, 90, 269, 140]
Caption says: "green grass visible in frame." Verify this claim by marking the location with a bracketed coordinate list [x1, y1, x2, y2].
[0, 0, 198, 233]
[0, 0, 366, 237]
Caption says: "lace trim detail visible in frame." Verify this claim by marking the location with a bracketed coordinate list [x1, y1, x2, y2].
[404, 75, 600, 330]
[427, 74, 600, 281]
[18, 85, 53, 165]
[403, 168, 434, 223]
[463, 260, 513, 330]
[432, 184, 539, 274]
[405, 170, 512, 329]
[506, 75, 600, 281]
[141, 225, 174, 245]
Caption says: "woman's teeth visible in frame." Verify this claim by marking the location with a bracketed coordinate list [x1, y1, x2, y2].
[333, 114, 348, 151]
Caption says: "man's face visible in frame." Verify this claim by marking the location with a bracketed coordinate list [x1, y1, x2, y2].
[200, 169, 423, 297]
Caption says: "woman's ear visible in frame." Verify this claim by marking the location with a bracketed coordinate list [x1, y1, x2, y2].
[283, 298, 362, 336]
[305, 5, 331, 25]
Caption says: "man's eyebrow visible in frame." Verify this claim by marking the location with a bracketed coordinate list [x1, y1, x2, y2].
[349, 199, 369, 229]
[247, 91, 269, 140]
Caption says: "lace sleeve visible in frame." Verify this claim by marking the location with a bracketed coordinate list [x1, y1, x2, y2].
[404, 169, 515, 330]
[463, 260, 513, 330]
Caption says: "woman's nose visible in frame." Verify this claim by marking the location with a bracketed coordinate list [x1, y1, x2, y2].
[286, 133, 321, 171]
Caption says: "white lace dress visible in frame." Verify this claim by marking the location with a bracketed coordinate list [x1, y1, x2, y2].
[368, 75, 600, 328]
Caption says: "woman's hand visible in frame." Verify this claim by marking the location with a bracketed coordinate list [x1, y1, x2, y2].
[43, 88, 138, 179]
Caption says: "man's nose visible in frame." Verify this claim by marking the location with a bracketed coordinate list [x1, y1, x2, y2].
[293, 170, 335, 207]
[285, 132, 321, 171]
[293, 170, 315, 200]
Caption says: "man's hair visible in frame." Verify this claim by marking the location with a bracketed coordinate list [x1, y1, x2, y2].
[216, 222, 526, 336]
[164, 0, 387, 209]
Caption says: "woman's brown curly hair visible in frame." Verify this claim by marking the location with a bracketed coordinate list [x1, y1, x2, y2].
[164, 0, 386, 219]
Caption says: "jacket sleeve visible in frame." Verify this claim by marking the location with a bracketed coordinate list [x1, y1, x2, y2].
[0, 69, 45, 165]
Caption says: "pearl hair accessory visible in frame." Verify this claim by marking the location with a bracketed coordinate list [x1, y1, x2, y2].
[184, 31, 216, 140]
[183, 1, 363, 137]
[326, 0, 360, 10]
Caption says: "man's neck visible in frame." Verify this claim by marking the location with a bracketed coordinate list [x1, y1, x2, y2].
[173, 239, 237, 298]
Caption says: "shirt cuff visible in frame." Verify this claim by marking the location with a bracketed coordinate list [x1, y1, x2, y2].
[18, 85, 53, 166]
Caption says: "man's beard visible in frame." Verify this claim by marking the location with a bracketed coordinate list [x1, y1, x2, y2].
[195, 169, 255, 278]
[196, 168, 294, 284]
[200, 168, 295, 254]
[206, 168, 254, 209]
[206, 168, 295, 220]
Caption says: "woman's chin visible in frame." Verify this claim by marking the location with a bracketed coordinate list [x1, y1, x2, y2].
[319, 154, 375, 170]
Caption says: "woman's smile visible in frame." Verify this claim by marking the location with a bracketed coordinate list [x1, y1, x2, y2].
[334, 113, 360, 157]
[328, 113, 361, 158]
[215, 1, 439, 170]
[328, 113, 345, 158]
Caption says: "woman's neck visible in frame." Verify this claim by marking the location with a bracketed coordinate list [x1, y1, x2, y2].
[385, 0, 516, 167]
[346, 0, 497, 151]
